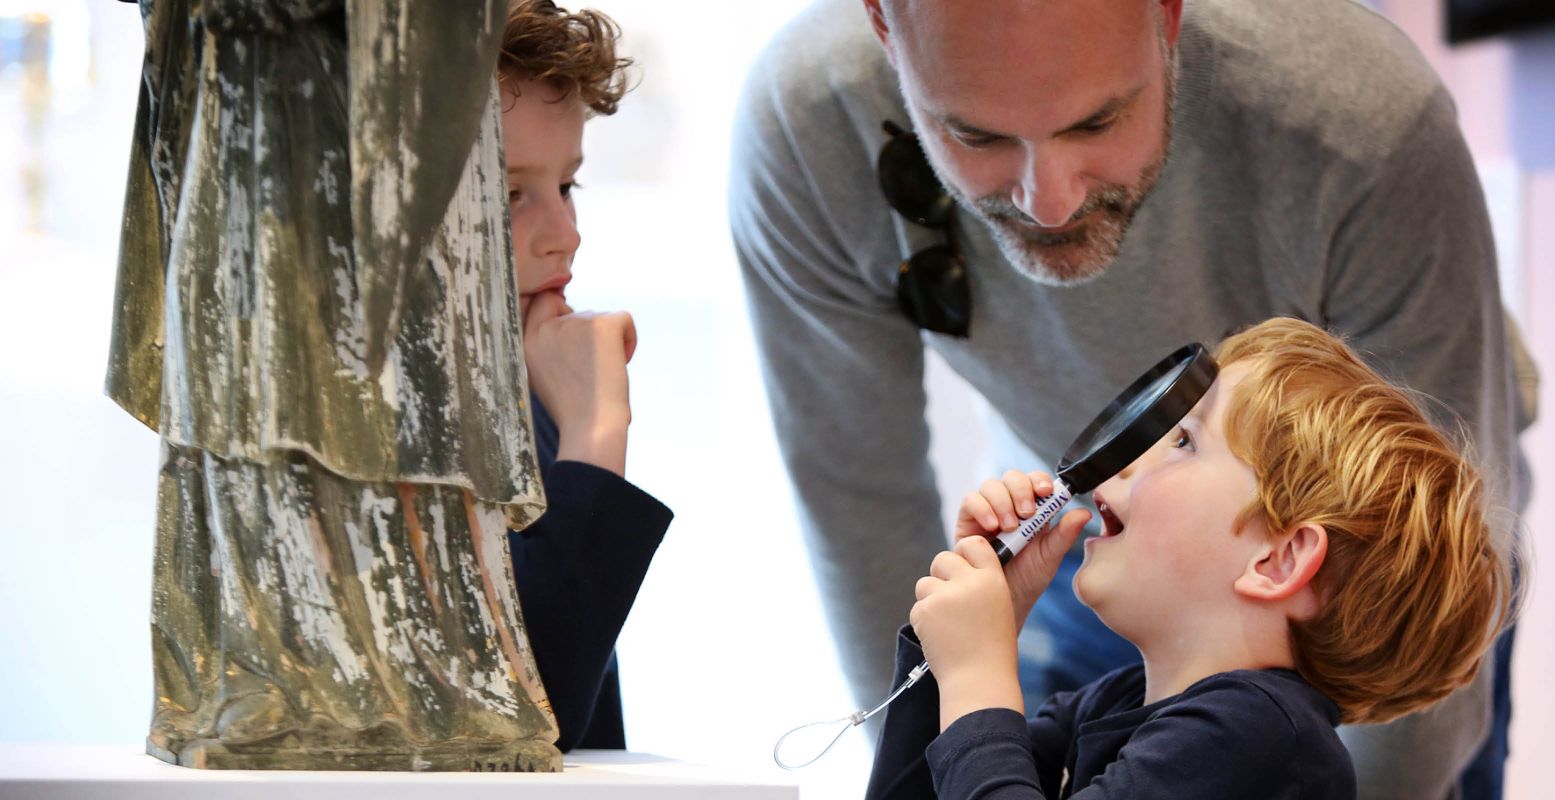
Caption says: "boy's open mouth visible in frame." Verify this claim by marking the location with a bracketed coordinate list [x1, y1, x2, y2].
[1096, 498, 1125, 537]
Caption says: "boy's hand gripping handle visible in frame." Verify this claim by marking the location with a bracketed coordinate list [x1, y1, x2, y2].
[991, 479, 1074, 564]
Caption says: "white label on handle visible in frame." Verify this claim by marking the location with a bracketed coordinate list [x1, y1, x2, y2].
[994, 479, 1073, 560]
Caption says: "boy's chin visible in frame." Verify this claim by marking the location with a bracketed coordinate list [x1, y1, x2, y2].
[1074, 576, 1132, 643]
[1072, 560, 1106, 611]
[1073, 560, 1131, 632]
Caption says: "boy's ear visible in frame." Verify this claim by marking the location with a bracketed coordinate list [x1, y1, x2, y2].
[1234, 523, 1327, 613]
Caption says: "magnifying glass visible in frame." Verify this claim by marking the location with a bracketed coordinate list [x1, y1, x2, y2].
[989, 341, 1218, 564]
[774, 342, 1219, 769]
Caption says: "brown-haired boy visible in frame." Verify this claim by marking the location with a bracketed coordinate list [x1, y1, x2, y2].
[868, 317, 1514, 798]
[496, 0, 670, 753]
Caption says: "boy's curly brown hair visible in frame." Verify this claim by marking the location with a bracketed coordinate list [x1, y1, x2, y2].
[498, 0, 632, 115]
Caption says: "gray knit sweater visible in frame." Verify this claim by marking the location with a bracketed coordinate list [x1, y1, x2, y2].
[730, 0, 1529, 796]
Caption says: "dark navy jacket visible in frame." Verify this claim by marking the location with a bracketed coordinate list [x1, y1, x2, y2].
[867, 628, 1355, 799]
[508, 396, 672, 752]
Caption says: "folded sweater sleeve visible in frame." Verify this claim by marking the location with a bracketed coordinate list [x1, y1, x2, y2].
[866, 628, 943, 800]
[509, 460, 672, 752]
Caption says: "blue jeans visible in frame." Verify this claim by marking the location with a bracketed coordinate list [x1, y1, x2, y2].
[1457, 623, 1516, 800]
[1016, 550, 1139, 705]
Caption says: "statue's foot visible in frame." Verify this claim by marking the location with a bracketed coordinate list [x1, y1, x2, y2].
[215, 689, 298, 744]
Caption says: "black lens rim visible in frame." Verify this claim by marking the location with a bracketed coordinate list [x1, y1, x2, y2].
[1055, 343, 1220, 495]
[878, 120, 971, 337]
[878, 127, 956, 228]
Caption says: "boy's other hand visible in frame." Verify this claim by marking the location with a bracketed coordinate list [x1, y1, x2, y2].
[955, 470, 1091, 626]
[522, 290, 635, 476]
[911, 536, 1024, 730]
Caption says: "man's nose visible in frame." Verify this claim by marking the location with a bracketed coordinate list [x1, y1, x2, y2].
[1012, 147, 1086, 228]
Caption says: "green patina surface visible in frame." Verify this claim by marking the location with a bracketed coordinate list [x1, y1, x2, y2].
[109, 0, 559, 771]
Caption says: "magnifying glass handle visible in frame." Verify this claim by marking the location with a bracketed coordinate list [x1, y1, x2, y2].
[990, 479, 1074, 565]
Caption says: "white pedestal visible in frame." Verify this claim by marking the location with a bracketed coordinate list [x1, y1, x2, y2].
[0, 744, 799, 799]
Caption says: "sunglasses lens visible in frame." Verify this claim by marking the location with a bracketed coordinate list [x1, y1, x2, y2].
[877, 135, 956, 228]
[896, 245, 971, 337]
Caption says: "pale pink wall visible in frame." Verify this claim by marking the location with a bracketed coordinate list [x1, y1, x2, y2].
[1372, 3, 1555, 798]
[1510, 169, 1555, 800]
[1379, 0, 1514, 159]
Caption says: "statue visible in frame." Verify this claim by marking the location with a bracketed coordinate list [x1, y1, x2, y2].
[107, 0, 561, 771]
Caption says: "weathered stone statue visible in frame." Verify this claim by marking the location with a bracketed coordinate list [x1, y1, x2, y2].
[108, 0, 560, 771]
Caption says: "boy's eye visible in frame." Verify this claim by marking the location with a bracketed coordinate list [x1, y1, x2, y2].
[508, 188, 523, 204]
[1171, 426, 1194, 451]
[560, 180, 579, 199]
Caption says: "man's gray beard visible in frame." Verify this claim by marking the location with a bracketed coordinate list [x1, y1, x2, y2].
[929, 45, 1179, 287]
[966, 180, 1147, 286]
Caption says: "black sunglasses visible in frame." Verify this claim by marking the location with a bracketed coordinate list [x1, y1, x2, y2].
[877, 120, 972, 338]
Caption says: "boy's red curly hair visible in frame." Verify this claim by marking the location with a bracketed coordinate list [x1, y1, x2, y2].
[1217, 317, 1515, 724]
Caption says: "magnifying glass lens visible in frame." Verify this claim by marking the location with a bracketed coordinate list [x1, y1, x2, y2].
[1072, 359, 1189, 465]
[1056, 344, 1217, 496]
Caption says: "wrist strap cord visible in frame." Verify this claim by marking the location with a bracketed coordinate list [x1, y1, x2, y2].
[772, 661, 931, 770]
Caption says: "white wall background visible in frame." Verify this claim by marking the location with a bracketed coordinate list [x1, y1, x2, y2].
[1, 3, 1550, 800]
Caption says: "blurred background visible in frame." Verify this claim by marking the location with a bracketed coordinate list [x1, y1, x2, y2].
[0, 1, 1551, 798]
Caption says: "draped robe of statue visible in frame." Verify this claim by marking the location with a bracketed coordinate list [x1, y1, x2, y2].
[106, 0, 561, 771]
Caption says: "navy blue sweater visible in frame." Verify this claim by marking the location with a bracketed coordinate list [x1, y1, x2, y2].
[867, 628, 1355, 799]
[508, 397, 672, 752]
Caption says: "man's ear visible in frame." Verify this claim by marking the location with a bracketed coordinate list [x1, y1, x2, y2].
[1234, 523, 1327, 610]
[1158, 0, 1185, 48]
[862, 0, 896, 62]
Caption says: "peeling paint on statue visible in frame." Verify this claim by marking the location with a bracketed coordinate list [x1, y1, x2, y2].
[107, 0, 560, 771]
